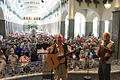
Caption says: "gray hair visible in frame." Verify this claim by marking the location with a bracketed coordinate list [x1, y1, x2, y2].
[103, 32, 112, 39]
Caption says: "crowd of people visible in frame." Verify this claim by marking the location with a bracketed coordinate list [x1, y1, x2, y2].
[0, 32, 101, 74]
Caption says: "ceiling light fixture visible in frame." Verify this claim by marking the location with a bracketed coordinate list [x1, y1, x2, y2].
[104, 0, 111, 9]
[41, 0, 44, 3]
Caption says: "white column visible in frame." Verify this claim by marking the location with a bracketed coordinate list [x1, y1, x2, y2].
[68, 0, 75, 19]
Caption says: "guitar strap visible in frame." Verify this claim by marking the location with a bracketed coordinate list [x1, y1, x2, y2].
[51, 43, 68, 69]
[63, 43, 68, 69]
[51, 44, 58, 54]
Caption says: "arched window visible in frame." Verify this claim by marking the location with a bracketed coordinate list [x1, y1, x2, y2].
[65, 15, 69, 39]
[93, 17, 98, 37]
[104, 20, 109, 32]
[74, 12, 86, 37]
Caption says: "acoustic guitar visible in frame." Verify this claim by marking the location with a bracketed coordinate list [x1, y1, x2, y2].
[46, 47, 81, 69]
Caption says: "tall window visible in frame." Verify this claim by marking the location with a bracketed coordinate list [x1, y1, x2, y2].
[93, 17, 98, 37]
[74, 12, 86, 37]
[104, 20, 109, 32]
[65, 15, 69, 39]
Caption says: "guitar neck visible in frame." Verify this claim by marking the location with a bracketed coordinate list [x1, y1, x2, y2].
[58, 48, 80, 59]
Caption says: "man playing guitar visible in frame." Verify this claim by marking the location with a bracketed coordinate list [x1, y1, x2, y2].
[47, 34, 71, 80]
[97, 32, 114, 80]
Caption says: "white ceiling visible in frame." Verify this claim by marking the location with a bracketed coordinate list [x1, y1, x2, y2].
[20, 0, 60, 18]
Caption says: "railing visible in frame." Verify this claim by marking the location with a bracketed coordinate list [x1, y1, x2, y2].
[0, 59, 119, 79]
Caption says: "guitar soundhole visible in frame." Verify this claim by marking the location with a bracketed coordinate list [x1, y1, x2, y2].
[51, 58, 54, 65]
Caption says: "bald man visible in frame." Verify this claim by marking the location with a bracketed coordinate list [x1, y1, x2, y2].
[97, 32, 114, 80]
[47, 34, 71, 80]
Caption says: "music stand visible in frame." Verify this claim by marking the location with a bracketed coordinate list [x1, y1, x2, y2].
[84, 52, 91, 80]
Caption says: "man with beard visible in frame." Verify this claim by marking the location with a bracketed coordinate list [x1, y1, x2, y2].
[97, 32, 114, 80]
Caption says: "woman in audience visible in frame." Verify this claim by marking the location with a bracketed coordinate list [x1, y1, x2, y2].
[19, 52, 29, 67]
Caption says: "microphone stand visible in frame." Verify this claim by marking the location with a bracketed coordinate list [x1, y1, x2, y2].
[84, 52, 91, 80]
[51, 69, 54, 80]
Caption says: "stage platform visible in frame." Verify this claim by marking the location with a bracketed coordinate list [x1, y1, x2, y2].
[1, 64, 120, 80]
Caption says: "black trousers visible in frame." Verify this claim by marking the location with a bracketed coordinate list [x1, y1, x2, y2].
[98, 60, 111, 80]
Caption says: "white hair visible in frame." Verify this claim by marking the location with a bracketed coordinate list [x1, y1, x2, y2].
[103, 32, 112, 39]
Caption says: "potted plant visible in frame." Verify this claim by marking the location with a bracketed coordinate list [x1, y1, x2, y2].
[28, 23, 38, 30]
[27, 23, 38, 37]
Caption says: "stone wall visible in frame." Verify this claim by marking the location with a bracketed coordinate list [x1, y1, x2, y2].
[60, 21, 65, 38]
[38, 22, 60, 34]
[0, 20, 5, 37]
[85, 22, 93, 36]
[99, 21, 105, 38]
[0, 20, 23, 37]
[112, 10, 120, 59]
[5, 21, 23, 36]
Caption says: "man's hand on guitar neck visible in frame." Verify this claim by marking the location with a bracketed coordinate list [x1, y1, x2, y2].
[66, 45, 72, 58]
[105, 53, 110, 57]
[67, 45, 71, 53]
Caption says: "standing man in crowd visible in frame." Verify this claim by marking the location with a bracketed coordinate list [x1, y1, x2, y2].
[97, 32, 114, 80]
[47, 34, 71, 80]
[0, 50, 6, 73]
[8, 51, 18, 72]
